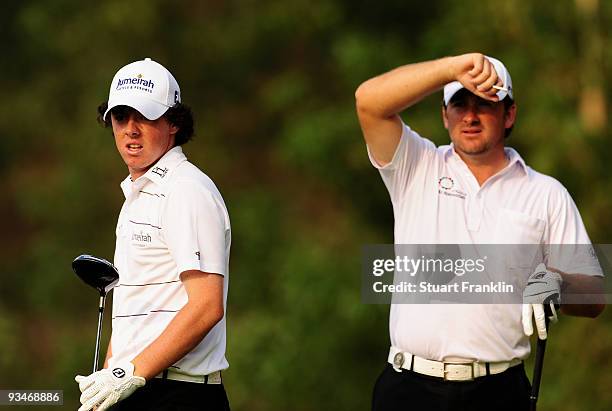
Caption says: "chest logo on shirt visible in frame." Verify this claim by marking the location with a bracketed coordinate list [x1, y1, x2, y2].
[438, 176, 467, 200]
[132, 230, 152, 244]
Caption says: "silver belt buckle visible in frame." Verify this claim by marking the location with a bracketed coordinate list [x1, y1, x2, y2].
[393, 353, 405, 369]
[443, 362, 475, 381]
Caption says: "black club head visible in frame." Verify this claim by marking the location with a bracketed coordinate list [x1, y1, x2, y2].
[72, 254, 119, 295]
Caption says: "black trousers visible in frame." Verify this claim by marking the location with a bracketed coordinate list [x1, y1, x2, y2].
[109, 379, 230, 411]
[372, 363, 531, 411]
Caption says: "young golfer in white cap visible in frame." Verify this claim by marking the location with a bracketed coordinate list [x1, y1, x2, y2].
[75, 58, 231, 411]
[356, 53, 605, 410]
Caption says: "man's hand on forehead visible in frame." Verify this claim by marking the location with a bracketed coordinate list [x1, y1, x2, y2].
[452, 53, 504, 102]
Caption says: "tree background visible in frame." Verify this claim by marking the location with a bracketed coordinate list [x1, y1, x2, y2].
[0, 1, 610, 410]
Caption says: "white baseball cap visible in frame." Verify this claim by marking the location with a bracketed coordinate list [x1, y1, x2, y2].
[443, 56, 513, 105]
[103, 58, 181, 121]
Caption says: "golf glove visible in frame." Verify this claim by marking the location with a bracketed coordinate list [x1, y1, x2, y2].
[522, 263, 562, 340]
[75, 361, 145, 411]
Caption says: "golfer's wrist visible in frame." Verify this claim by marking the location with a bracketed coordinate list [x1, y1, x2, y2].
[130, 358, 157, 381]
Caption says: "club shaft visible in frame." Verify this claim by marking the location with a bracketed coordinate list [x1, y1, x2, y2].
[529, 338, 547, 410]
[94, 294, 107, 373]
[529, 316, 551, 411]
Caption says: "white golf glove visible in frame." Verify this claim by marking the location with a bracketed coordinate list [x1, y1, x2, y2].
[75, 361, 145, 411]
[522, 263, 562, 340]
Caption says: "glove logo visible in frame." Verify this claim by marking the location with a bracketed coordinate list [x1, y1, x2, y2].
[534, 270, 546, 279]
[112, 368, 126, 378]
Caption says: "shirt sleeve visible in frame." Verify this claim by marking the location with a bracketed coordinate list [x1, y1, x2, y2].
[366, 121, 437, 205]
[162, 180, 230, 276]
[545, 184, 603, 277]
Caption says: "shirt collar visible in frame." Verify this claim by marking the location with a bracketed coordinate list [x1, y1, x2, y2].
[503, 146, 528, 175]
[120, 146, 187, 198]
[442, 143, 529, 176]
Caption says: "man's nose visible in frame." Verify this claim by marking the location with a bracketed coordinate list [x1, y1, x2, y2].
[463, 104, 480, 123]
[124, 115, 141, 137]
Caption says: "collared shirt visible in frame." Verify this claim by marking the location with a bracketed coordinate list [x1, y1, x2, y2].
[369, 122, 599, 362]
[109, 146, 231, 376]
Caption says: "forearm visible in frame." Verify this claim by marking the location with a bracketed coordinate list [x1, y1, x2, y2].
[561, 303, 605, 317]
[558, 272, 606, 317]
[355, 57, 455, 118]
[103, 340, 113, 369]
[355, 55, 469, 164]
[131, 300, 223, 380]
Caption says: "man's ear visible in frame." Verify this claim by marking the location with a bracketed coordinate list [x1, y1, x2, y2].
[441, 105, 449, 130]
[504, 103, 517, 129]
[169, 123, 179, 137]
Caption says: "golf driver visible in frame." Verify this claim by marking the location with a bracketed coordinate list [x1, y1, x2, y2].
[72, 254, 119, 373]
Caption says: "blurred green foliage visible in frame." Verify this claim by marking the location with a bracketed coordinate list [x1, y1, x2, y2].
[0, 1, 610, 410]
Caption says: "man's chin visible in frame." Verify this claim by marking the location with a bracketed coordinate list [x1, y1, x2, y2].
[455, 145, 489, 156]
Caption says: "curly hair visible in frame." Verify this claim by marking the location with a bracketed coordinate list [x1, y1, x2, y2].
[97, 102, 195, 145]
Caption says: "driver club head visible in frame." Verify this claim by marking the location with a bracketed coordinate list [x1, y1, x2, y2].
[72, 254, 119, 295]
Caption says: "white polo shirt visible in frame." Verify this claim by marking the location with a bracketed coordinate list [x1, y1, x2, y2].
[369, 122, 600, 362]
[109, 146, 231, 377]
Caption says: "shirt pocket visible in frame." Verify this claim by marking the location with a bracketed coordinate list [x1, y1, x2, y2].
[494, 209, 545, 288]
[495, 208, 545, 245]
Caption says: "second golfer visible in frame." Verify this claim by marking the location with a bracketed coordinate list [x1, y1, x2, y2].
[75, 58, 231, 411]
